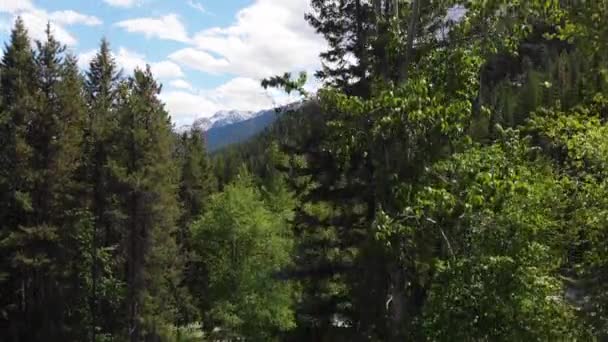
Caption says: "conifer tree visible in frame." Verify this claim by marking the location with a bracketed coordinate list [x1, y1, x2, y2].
[84, 37, 122, 248]
[30, 26, 94, 339]
[112, 66, 183, 340]
[177, 128, 216, 233]
[0, 17, 39, 340]
[0, 21, 91, 341]
[306, 0, 375, 94]
[175, 128, 216, 323]
[55, 52, 100, 340]
[31, 23, 66, 222]
[83, 38, 125, 337]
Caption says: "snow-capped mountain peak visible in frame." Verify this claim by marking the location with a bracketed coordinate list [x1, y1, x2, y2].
[179, 109, 257, 133]
[186, 117, 210, 131]
[174, 102, 306, 150]
[209, 110, 255, 129]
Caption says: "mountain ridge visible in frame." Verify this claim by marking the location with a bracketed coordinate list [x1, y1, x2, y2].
[179, 109, 259, 132]
[205, 108, 278, 151]
[177, 102, 304, 151]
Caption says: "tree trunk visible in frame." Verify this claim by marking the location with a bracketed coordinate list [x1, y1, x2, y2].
[388, 255, 407, 341]
[128, 109, 141, 342]
[399, 0, 421, 83]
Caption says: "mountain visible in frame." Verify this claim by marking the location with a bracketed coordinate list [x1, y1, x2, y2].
[206, 108, 278, 151]
[185, 109, 257, 132]
[178, 103, 304, 152]
[209, 110, 256, 129]
[205, 102, 306, 151]
[176, 108, 280, 152]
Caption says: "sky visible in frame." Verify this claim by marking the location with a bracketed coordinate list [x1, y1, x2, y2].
[0, 0, 326, 126]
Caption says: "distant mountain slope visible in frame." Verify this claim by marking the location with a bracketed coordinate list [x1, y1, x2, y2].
[208, 110, 257, 129]
[177, 103, 304, 152]
[184, 109, 257, 132]
[205, 109, 278, 151]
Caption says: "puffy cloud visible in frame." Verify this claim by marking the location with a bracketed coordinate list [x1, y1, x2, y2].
[169, 79, 193, 90]
[0, 2, 101, 46]
[103, 0, 139, 8]
[168, 48, 229, 74]
[76, 47, 144, 73]
[115, 14, 190, 43]
[114, 48, 185, 79]
[76, 49, 97, 70]
[207, 77, 277, 111]
[159, 90, 220, 126]
[151, 61, 184, 79]
[169, 0, 325, 79]
[19, 10, 78, 45]
[78, 47, 183, 79]
[49, 10, 102, 26]
[113, 47, 145, 73]
[0, 0, 34, 13]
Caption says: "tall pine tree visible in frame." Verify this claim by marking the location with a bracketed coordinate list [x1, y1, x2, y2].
[0, 17, 39, 340]
[0, 21, 91, 341]
[83, 38, 125, 338]
[175, 128, 216, 324]
[111, 66, 183, 340]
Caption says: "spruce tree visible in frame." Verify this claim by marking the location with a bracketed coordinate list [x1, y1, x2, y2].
[31, 23, 66, 222]
[84, 37, 122, 248]
[54, 52, 96, 340]
[177, 128, 215, 232]
[83, 38, 125, 338]
[0, 17, 39, 340]
[306, 0, 375, 95]
[112, 66, 183, 340]
[33, 27, 99, 339]
[176, 128, 216, 323]
[0, 20, 90, 341]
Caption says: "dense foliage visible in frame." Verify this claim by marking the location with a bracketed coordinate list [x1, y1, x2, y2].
[219, 0, 608, 341]
[191, 174, 296, 341]
[2, 0, 608, 341]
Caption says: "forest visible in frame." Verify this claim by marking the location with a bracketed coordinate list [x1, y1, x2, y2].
[1, 0, 608, 341]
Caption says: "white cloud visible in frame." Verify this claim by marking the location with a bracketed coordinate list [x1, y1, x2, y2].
[207, 77, 276, 110]
[169, 48, 228, 74]
[20, 10, 78, 45]
[160, 90, 220, 126]
[49, 10, 102, 26]
[151, 61, 184, 79]
[187, 0, 207, 14]
[103, 0, 139, 8]
[78, 47, 183, 80]
[0, 2, 102, 46]
[115, 14, 190, 43]
[170, 0, 325, 79]
[0, 0, 34, 13]
[114, 47, 145, 73]
[169, 79, 193, 90]
[77, 49, 97, 70]
[114, 48, 184, 79]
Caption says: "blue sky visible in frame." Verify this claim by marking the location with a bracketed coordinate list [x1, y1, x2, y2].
[0, 0, 325, 125]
